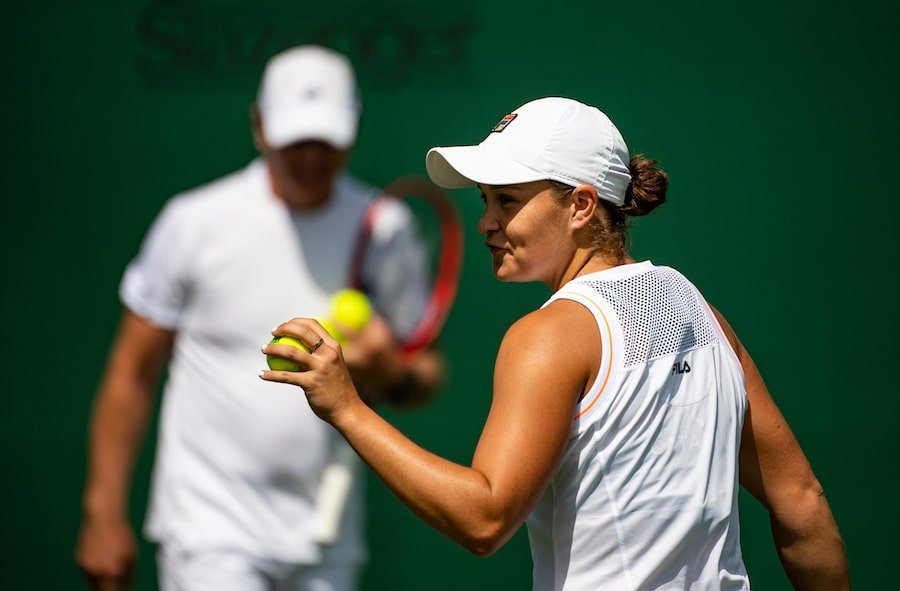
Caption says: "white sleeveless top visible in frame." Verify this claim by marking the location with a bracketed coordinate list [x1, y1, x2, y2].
[527, 261, 750, 590]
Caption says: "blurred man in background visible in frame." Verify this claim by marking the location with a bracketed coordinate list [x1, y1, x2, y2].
[76, 45, 443, 591]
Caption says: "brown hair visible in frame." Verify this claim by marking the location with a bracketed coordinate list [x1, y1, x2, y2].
[553, 153, 669, 262]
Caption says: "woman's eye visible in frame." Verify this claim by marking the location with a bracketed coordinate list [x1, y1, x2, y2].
[480, 192, 516, 207]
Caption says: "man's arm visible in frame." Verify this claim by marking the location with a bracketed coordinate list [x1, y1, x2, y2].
[352, 193, 448, 409]
[75, 310, 173, 590]
[713, 308, 850, 590]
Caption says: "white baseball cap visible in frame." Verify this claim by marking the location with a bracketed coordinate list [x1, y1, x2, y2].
[257, 46, 360, 150]
[426, 97, 632, 205]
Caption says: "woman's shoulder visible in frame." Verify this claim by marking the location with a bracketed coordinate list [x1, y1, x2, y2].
[502, 300, 599, 357]
[496, 301, 600, 397]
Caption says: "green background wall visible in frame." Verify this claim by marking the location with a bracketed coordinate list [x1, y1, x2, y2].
[2, 0, 897, 588]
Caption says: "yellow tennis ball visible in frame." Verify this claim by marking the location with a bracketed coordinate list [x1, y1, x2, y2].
[266, 336, 308, 371]
[330, 289, 372, 332]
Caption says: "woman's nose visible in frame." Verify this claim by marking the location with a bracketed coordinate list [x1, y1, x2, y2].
[477, 207, 500, 234]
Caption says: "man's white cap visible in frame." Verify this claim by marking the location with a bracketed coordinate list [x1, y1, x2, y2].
[257, 46, 360, 150]
[426, 97, 632, 205]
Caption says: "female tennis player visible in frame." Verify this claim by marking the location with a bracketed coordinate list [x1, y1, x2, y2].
[261, 97, 850, 590]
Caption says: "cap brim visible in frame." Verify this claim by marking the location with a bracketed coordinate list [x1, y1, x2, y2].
[263, 106, 358, 150]
[426, 146, 547, 189]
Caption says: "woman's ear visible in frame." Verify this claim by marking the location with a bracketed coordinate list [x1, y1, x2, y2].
[569, 184, 599, 229]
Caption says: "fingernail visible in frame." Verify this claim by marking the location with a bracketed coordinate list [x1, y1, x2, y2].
[258, 370, 266, 378]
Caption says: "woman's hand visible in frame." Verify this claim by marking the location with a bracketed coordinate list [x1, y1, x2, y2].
[260, 317, 365, 425]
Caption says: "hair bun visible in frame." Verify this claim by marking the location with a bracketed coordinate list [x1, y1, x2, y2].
[622, 154, 669, 216]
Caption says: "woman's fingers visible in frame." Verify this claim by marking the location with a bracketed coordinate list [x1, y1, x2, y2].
[260, 317, 344, 384]
[275, 317, 339, 348]
[265, 319, 339, 364]
[260, 316, 362, 424]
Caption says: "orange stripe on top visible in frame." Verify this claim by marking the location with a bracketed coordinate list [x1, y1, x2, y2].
[573, 293, 615, 421]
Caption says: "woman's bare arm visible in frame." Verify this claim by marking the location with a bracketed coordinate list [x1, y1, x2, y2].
[713, 308, 850, 590]
[262, 299, 597, 555]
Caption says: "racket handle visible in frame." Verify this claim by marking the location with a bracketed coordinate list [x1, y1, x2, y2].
[311, 440, 359, 544]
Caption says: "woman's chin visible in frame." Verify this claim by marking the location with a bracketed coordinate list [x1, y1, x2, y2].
[493, 264, 523, 283]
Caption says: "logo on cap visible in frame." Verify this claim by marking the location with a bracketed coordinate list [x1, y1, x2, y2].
[491, 113, 517, 133]
[302, 87, 322, 101]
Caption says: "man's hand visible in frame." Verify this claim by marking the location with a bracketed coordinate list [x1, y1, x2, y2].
[75, 516, 136, 591]
[340, 314, 445, 407]
[340, 313, 405, 392]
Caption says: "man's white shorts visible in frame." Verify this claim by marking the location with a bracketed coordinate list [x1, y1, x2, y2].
[158, 546, 361, 591]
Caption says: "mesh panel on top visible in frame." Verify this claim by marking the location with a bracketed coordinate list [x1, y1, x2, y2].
[583, 267, 718, 367]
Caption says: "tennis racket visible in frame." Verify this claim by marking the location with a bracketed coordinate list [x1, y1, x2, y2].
[349, 174, 464, 357]
[311, 175, 464, 545]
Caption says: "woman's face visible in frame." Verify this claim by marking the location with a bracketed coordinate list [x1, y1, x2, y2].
[478, 180, 574, 284]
